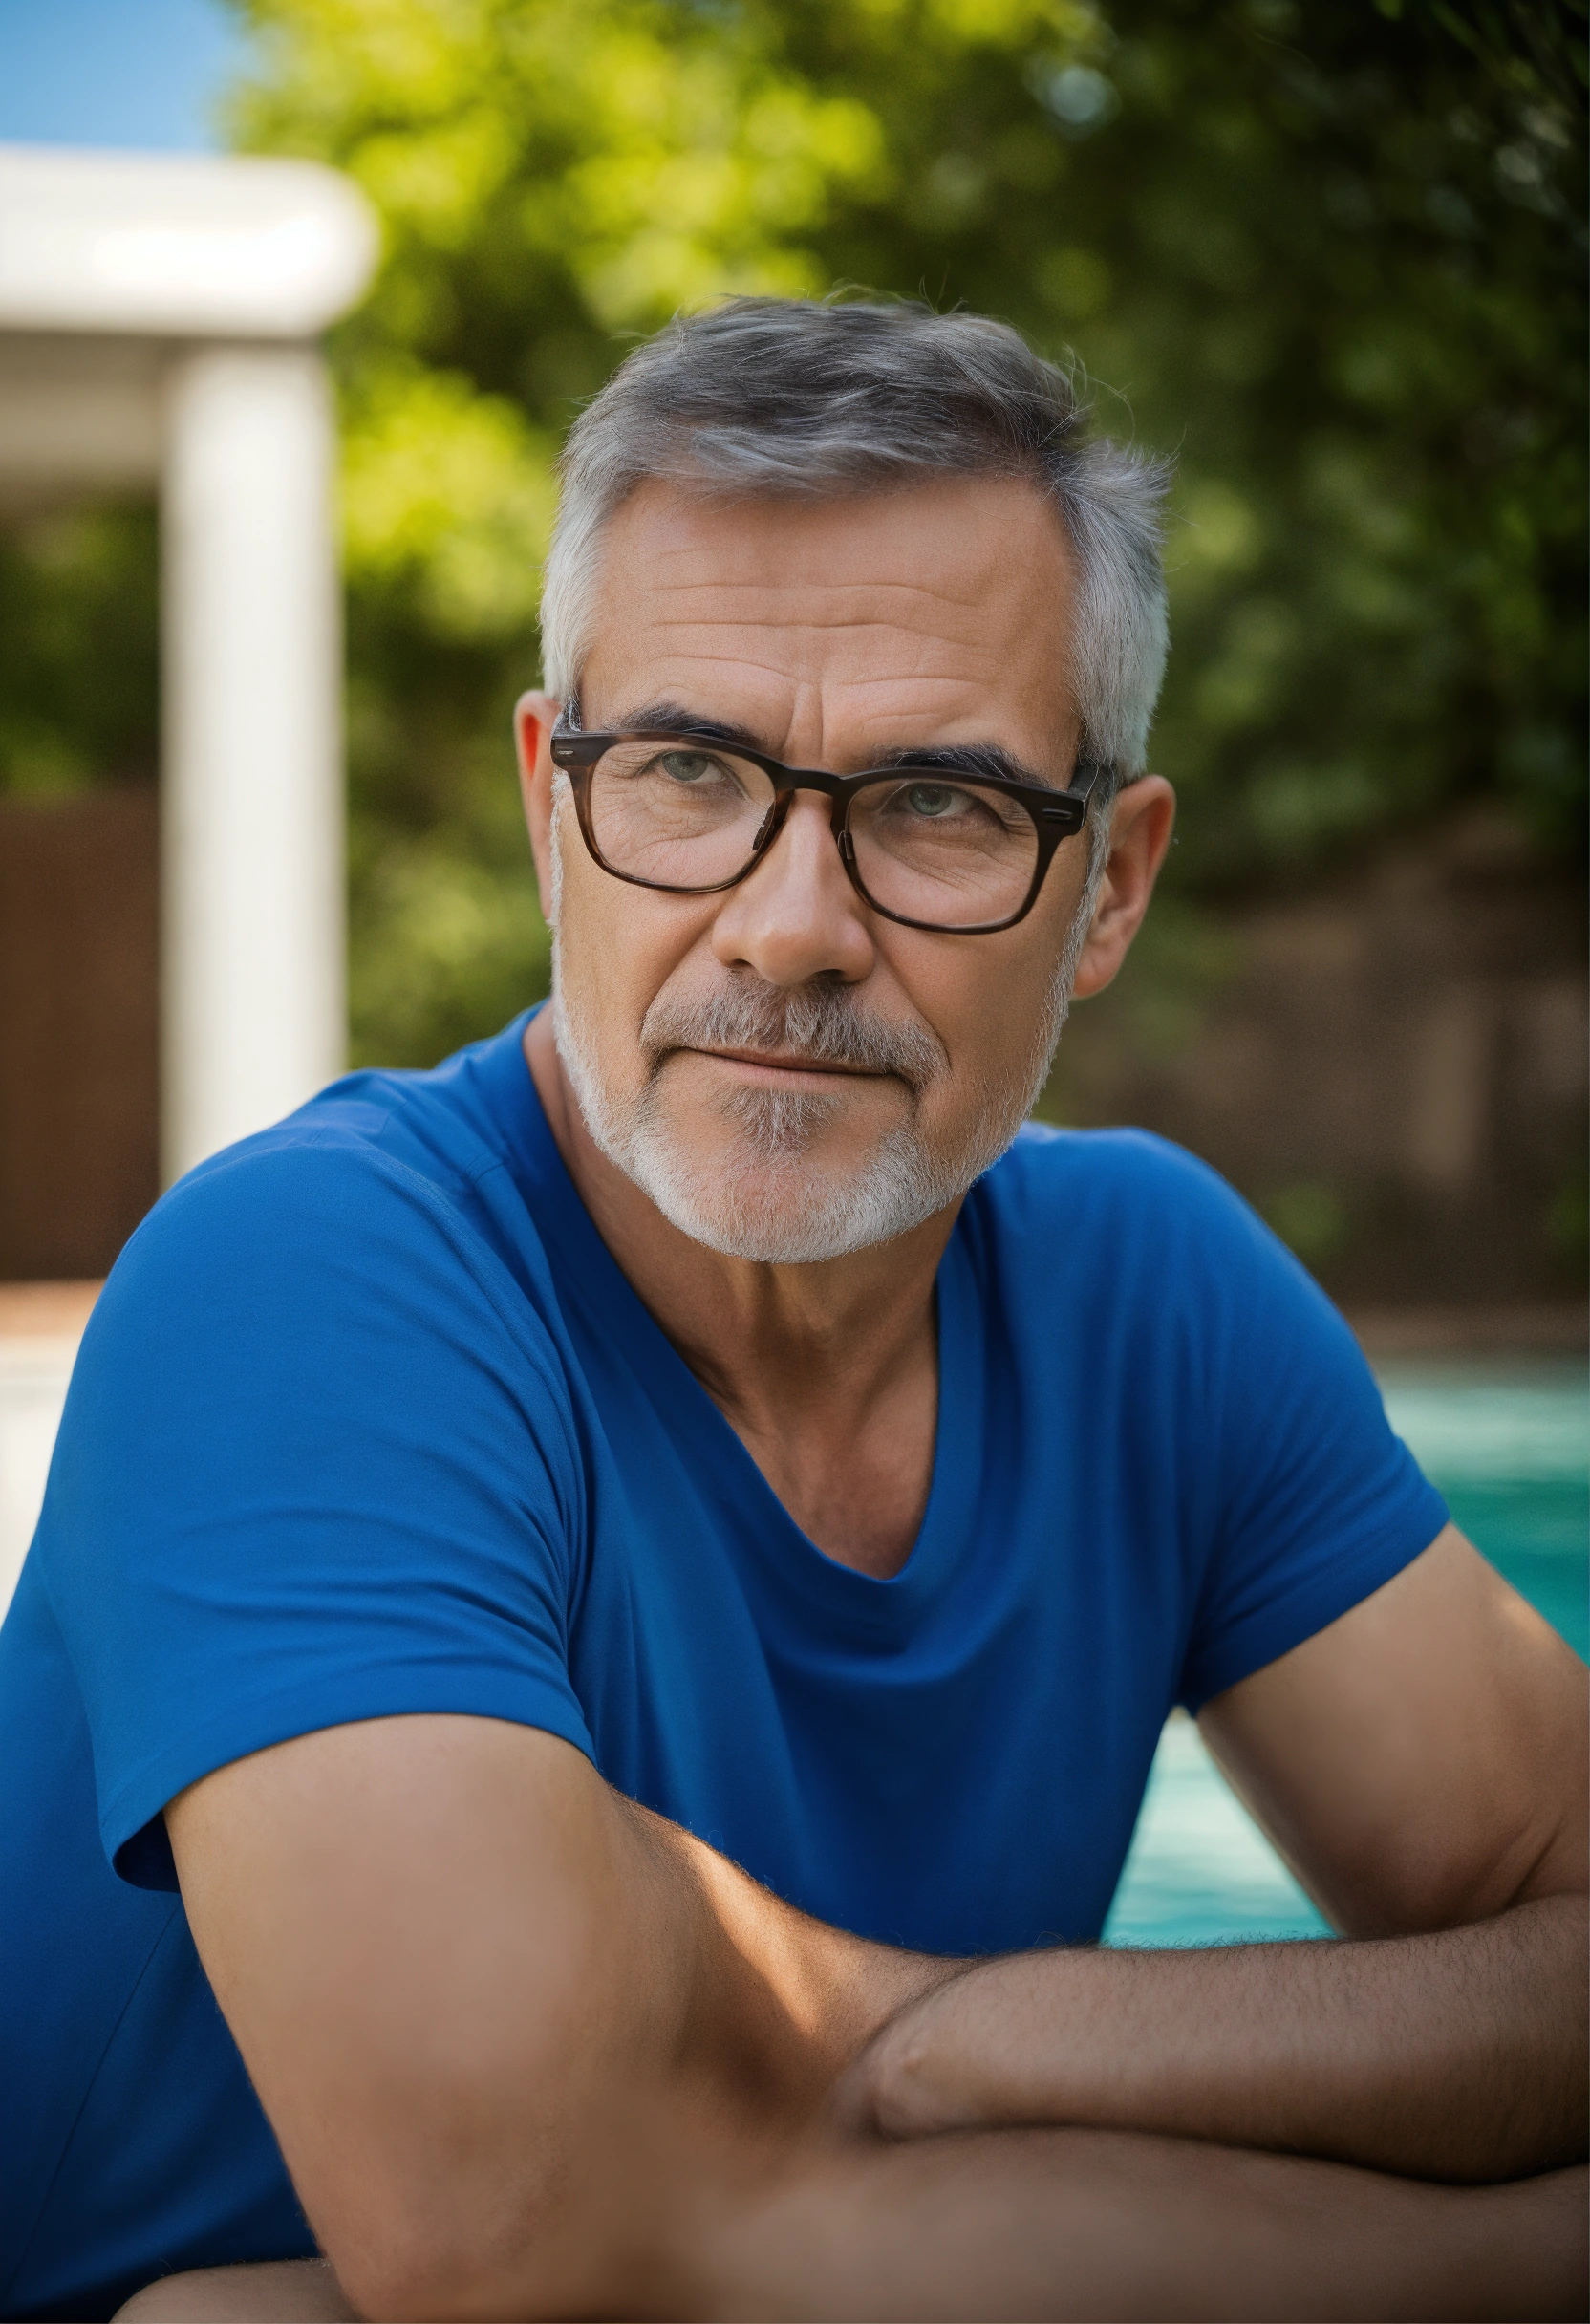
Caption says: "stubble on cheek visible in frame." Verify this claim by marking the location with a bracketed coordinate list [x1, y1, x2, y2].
[550, 813, 693, 1125]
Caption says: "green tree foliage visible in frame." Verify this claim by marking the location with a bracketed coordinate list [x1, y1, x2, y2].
[799, 0, 1588, 890]
[2, 0, 1581, 1068]
[0, 506, 159, 795]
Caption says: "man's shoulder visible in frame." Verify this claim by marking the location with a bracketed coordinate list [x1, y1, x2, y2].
[90, 1017, 554, 1377]
[966, 1120, 1305, 1344]
[982, 1118, 1257, 1235]
[140, 1016, 535, 1248]
[183, 1015, 532, 1214]
[966, 1115, 1390, 1461]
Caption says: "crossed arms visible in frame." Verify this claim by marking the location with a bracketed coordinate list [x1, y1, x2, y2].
[165, 1527, 1588, 2321]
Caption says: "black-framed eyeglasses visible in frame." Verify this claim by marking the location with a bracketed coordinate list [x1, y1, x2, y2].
[549, 725, 1104, 936]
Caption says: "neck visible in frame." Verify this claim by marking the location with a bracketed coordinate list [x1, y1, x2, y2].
[523, 1009, 953, 1577]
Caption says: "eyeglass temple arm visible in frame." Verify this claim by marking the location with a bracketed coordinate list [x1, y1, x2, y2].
[1034, 758, 1107, 829]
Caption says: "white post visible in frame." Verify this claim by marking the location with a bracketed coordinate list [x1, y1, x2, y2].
[161, 342, 346, 1182]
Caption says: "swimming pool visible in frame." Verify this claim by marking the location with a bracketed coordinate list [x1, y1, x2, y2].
[1103, 1361, 1589, 1947]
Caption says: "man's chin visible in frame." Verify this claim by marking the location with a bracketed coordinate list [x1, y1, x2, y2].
[556, 1018, 1002, 1263]
[665, 1060, 897, 1144]
[628, 1126, 949, 1266]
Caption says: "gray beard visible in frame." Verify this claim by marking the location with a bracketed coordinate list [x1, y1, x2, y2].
[547, 785, 1100, 1262]
[552, 943, 1088, 1265]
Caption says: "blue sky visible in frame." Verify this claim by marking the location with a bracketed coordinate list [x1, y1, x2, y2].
[0, 0, 250, 151]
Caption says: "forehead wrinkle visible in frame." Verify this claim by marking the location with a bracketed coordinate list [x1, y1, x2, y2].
[640, 569, 998, 615]
[602, 478, 1075, 665]
[608, 654, 1017, 731]
[610, 636, 1009, 685]
[641, 612, 1007, 647]
[641, 666, 998, 736]
[607, 645, 835, 691]
[637, 619, 1022, 693]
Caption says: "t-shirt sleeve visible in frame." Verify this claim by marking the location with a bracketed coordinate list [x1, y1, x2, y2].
[1169, 1156, 1449, 1712]
[36, 1132, 596, 1890]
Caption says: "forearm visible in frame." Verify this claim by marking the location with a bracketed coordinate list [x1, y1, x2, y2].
[849, 1894, 1588, 2181]
[120, 2142, 1589, 2324]
[692, 2130, 1588, 2323]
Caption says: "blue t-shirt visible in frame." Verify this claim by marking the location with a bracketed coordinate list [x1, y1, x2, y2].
[1, 1013, 1446, 2319]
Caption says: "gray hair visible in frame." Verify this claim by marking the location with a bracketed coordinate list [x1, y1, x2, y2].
[540, 297, 1172, 798]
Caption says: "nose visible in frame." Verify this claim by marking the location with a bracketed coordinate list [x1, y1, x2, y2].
[709, 790, 875, 988]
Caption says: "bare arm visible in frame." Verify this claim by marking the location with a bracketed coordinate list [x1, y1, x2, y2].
[696, 2129, 1585, 2322]
[167, 1714, 939, 2320]
[117, 2143, 1589, 2321]
[153, 1655, 1586, 2323]
[843, 1529, 1589, 2182]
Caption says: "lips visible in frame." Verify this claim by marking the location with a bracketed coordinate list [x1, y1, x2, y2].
[639, 984, 947, 1089]
[692, 1045, 881, 1078]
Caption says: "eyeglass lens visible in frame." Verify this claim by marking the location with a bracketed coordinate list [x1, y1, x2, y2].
[586, 740, 1041, 929]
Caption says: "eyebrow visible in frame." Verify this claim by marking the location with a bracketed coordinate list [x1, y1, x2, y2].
[609, 700, 767, 751]
[604, 700, 1057, 790]
[872, 742, 1054, 789]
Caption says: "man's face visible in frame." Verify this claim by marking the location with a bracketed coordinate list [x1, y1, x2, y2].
[523, 474, 1109, 1262]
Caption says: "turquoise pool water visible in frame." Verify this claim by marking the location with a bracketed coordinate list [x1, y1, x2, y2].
[1103, 1361, 1589, 1948]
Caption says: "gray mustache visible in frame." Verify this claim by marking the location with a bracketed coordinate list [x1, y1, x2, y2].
[640, 980, 946, 1088]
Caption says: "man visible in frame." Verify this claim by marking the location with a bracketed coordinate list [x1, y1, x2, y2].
[3, 299, 1583, 2324]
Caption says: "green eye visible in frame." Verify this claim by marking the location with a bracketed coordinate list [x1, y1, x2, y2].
[904, 783, 962, 818]
[657, 750, 720, 785]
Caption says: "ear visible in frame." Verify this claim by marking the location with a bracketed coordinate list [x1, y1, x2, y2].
[1070, 775, 1176, 1001]
[514, 691, 563, 925]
